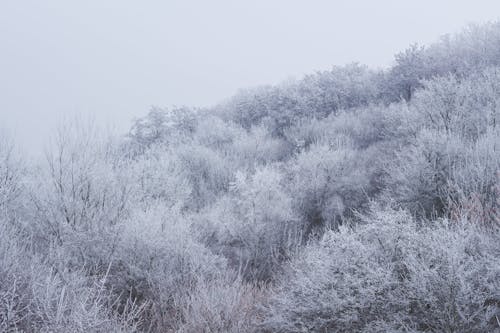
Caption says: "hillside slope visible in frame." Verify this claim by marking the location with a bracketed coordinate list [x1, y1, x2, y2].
[1, 22, 499, 332]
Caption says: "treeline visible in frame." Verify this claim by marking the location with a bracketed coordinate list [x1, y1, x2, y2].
[0, 22, 499, 332]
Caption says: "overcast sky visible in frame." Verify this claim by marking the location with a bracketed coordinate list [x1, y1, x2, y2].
[1, 0, 500, 154]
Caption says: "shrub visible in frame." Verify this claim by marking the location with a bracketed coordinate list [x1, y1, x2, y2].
[287, 144, 370, 234]
[0, 217, 143, 332]
[126, 144, 192, 210]
[412, 68, 500, 141]
[177, 143, 234, 210]
[128, 106, 198, 152]
[261, 207, 500, 333]
[178, 276, 264, 333]
[197, 166, 300, 282]
[116, 204, 228, 331]
[230, 125, 293, 167]
[0, 134, 24, 217]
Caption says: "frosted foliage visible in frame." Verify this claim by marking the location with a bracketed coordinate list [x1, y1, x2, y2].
[127, 146, 192, 209]
[413, 68, 500, 140]
[1, 20, 500, 333]
[289, 144, 369, 231]
[198, 166, 299, 281]
[262, 208, 500, 333]
[0, 135, 23, 214]
[31, 127, 129, 238]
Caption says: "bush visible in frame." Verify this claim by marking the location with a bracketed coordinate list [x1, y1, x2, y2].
[128, 106, 198, 152]
[127, 144, 192, 210]
[230, 125, 293, 167]
[0, 134, 24, 217]
[197, 166, 300, 282]
[177, 143, 234, 210]
[115, 204, 228, 331]
[178, 276, 264, 333]
[412, 68, 500, 141]
[31, 123, 129, 244]
[287, 144, 371, 234]
[0, 217, 143, 333]
[261, 207, 500, 333]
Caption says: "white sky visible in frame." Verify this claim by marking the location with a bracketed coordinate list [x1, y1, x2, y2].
[1, 0, 500, 154]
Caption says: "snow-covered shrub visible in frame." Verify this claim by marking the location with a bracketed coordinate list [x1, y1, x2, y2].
[176, 143, 234, 210]
[197, 166, 300, 282]
[385, 127, 499, 221]
[228, 166, 299, 280]
[261, 207, 500, 333]
[287, 144, 370, 234]
[328, 103, 417, 150]
[412, 68, 500, 141]
[127, 144, 192, 210]
[194, 115, 246, 151]
[0, 217, 143, 333]
[217, 64, 381, 135]
[178, 276, 264, 333]
[230, 125, 293, 167]
[115, 204, 228, 331]
[31, 123, 129, 241]
[445, 130, 499, 225]
[299, 64, 381, 115]
[0, 134, 24, 217]
[384, 130, 463, 217]
[128, 106, 198, 152]
[284, 117, 335, 151]
[383, 68, 500, 220]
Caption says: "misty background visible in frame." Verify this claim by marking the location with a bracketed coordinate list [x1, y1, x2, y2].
[1, 0, 500, 154]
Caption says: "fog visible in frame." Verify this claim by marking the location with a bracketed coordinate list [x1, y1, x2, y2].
[1, 0, 499, 154]
[1, 3, 500, 331]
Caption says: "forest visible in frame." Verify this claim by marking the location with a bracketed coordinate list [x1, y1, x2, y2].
[0, 22, 499, 332]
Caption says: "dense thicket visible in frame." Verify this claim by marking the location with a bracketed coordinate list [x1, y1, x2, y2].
[1, 22, 499, 332]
